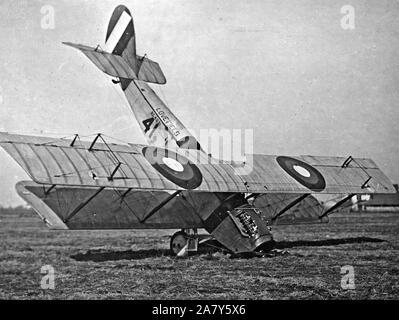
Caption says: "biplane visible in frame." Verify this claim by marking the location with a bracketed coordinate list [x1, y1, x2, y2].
[0, 5, 395, 256]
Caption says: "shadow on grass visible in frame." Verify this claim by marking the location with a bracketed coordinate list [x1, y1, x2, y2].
[71, 241, 222, 262]
[71, 248, 171, 262]
[70, 237, 385, 262]
[274, 236, 386, 249]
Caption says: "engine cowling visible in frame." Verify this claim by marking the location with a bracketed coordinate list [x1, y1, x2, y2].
[203, 201, 274, 254]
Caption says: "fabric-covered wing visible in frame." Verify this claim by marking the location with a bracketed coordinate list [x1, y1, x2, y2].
[244, 154, 394, 194]
[0, 132, 395, 194]
[0, 133, 243, 191]
[16, 181, 203, 230]
[253, 193, 327, 225]
[252, 193, 352, 225]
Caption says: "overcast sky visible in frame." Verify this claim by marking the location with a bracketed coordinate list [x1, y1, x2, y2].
[0, 0, 398, 206]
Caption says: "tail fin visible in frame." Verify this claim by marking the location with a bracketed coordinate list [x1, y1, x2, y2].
[105, 5, 137, 72]
[104, 5, 166, 86]
[63, 5, 166, 85]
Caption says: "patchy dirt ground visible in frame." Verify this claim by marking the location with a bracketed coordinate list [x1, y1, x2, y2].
[0, 207, 398, 299]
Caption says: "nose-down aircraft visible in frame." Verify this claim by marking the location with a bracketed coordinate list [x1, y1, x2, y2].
[0, 5, 395, 256]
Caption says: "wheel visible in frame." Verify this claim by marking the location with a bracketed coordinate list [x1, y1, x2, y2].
[170, 231, 188, 256]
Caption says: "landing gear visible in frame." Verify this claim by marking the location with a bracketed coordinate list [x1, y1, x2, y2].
[170, 231, 188, 256]
[170, 229, 199, 256]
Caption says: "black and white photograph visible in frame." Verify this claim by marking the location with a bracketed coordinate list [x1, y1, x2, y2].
[0, 0, 398, 304]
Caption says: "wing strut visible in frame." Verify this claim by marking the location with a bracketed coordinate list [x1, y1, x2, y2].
[119, 188, 132, 200]
[87, 134, 124, 181]
[43, 184, 56, 196]
[64, 187, 105, 223]
[70, 134, 79, 147]
[112, 188, 133, 207]
[271, 194, 310, 222]
[341, 156, 373, 189]
[88, 134, 102, 151]
[141, 190, 182, 223]
[319, 194, 355, 219]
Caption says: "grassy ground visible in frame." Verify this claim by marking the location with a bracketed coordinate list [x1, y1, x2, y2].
[0, 207, 398, 299]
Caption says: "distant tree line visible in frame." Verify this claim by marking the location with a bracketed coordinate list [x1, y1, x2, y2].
[0, 205, 34, 216]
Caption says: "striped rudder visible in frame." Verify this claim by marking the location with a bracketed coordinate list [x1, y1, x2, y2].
[105, 5, 136, 66]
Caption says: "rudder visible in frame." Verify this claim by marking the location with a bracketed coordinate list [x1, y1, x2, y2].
[105, 5, 137, 71]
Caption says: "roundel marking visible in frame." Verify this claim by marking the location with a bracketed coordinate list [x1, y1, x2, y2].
[142, 146, 203, 190]
[276, 156, 326, 192]
[162, 157, 184, 172]
[293, 165, 311, 178]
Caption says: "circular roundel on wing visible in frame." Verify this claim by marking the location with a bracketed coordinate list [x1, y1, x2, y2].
[276, 156, 326, 192]
[142, 146, 203, 190]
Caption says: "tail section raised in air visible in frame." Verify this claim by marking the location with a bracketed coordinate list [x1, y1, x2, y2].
[64, 5, 201, 151]
[105, 5, 136, 59]
[63, 4, 165, 86]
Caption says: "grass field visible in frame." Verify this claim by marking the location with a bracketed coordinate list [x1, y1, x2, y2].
[0, 207, 398, 299]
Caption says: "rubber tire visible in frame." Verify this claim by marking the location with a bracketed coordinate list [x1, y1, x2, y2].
[170, 231, 188, 256]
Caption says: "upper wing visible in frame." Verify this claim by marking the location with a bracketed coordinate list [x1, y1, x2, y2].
[245, 153, 394, 194]
[0, 132, 395, 194]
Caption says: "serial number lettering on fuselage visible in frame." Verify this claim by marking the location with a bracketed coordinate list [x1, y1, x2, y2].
[154, 107, 181, 137]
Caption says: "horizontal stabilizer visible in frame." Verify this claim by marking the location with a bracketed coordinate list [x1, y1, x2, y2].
[136, 55, 167, 85]
[63, 42, 137, 79]
[63, 42, 166, 85]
